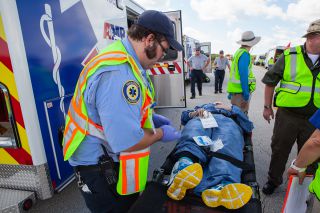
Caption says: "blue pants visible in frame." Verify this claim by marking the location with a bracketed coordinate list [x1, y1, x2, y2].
[173, 114, 244, 195]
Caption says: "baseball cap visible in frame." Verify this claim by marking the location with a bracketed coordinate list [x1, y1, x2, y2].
[136, 10, 183, 51]
[302, 19, 320, 38]
[195, 46, 201, 51]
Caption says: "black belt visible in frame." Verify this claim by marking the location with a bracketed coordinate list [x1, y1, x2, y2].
[74, 164, 101, 173]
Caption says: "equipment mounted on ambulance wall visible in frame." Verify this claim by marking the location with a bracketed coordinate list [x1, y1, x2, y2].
[0, 0, 185, 211]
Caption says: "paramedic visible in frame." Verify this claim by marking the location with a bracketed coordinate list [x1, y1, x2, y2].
[187, 46, 210, 99]
[262, 19, 320, 195]
[213, 50, 230, 94]
[287, 109, 320, 198]
[227, 31, 261, 114]
[268, 57, 274, 70]
[62, 10, 182, 213]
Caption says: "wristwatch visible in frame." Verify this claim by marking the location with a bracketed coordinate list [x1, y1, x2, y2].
[290, 159, 306, 173]
[264, 105, 272, 109]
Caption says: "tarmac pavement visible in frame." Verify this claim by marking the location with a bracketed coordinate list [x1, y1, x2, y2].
[30, 65, 297, 213]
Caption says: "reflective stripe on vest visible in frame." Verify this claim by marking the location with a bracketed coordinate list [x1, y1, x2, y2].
[309, 163, 320, 200]
[275, 46, 320, 108]
[117, 148, 150, 195]
[227, 48, 256, 93]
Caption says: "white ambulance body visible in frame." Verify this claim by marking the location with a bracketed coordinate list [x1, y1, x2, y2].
[0, 0, 184, 212]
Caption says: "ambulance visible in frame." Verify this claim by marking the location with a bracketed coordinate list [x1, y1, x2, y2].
[0, 0, 185, 211]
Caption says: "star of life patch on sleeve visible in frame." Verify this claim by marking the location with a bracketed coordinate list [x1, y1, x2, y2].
[122, 80, 141, 104]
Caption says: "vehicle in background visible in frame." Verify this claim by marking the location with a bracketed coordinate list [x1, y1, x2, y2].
[254, 55, 266, 66]
[183, 35, 211, 81]
[264, 46, 286, 70]
[0, 0, 185, 211]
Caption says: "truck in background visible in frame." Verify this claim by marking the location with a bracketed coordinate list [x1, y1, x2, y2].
[182, 35, 211, 81]
[0, 0, 185, 211]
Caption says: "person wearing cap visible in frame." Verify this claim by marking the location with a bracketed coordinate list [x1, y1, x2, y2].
[213, 50, 230, 94]
[262, 19, 320, 195]
[187, 46, 210, 99]
[62, 10, 183, 212]
[227, 31, 261, 114]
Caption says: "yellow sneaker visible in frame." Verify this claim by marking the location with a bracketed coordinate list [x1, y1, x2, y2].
[167, 163, 203, 200]
[201, 183, 253, 209]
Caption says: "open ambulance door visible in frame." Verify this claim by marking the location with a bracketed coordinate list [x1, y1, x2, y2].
[200, 42, 212, 73]
[149, 11, 186, 108]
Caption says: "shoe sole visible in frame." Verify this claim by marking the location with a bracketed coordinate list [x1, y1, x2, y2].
[167, 163, 203, 201]
[201, 183, 253, 209]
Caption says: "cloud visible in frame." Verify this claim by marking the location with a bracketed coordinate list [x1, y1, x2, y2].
[133, 0, 171, 11]
[286, 0, 320, 23]
[189, 0, 285, 22]
[184, 26, 212, 42]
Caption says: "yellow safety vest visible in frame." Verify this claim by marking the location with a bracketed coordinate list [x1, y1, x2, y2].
[227, 48, 256, 93]
[63, 40, 155, 195]
[275, 46, 320, 108]
[268, 58, 274, 65]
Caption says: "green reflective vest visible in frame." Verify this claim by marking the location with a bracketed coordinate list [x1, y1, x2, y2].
[309, 163, 320, 200]
[275, 46, 320, 108]
[268, 58, 274, 65]
[227, 48, 256, 93]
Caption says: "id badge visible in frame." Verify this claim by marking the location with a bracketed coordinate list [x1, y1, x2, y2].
[200, 112, 218, 128]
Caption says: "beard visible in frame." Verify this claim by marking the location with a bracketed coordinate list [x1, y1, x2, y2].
[145, 43, 158, 60]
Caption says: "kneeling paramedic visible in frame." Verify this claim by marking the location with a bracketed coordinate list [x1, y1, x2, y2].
[62, 10, 182, 213]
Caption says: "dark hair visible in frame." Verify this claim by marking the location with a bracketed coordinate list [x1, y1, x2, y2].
[127, 24, 166, 42]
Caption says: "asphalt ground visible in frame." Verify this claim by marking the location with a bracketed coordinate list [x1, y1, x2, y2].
[30, 65, 298, 213]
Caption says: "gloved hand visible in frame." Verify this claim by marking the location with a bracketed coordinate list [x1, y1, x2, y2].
[160, 125, 181, 142]
[153, 113, 171, 128]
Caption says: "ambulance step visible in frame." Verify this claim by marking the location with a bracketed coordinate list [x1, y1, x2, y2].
[0, 188, 36, 213]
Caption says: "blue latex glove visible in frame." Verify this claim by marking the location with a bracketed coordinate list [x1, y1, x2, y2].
[153, 113, 171, 128]
[160, 125, 181, 142]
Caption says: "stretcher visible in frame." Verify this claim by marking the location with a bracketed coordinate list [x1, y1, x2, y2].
[129, 132, 262, 213]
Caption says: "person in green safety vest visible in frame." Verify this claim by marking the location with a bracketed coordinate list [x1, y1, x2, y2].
[63, 10, 183, 213]
[262, 19, 320, 195]
[268, 57, 274, 70]
[227, 31, 261, 114]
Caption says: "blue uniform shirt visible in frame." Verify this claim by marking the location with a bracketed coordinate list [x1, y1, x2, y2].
[238, 52, 250, 101]
[69, 38, 149, 166]
[310, 109, 320, 129]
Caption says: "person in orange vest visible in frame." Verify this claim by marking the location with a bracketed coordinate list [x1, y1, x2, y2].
[62, 10, 182, 213]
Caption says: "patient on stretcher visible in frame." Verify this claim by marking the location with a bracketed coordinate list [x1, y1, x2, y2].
[166, 102, 254, 209]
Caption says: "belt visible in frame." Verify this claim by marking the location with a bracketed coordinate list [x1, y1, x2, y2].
[74, 164, 101, 173]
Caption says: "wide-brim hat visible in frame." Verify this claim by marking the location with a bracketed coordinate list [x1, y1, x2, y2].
[136, 10, 183, 51]
[236, 31, 261, 47]
[302, 19, 320, 38]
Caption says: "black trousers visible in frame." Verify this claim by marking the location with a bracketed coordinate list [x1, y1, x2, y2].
[214, 69, 225, 92]
[190, 69, 203, 96]
[76, 166, 139, 213]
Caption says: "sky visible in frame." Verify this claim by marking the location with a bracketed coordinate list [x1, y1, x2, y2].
[133, 0, 320, 55]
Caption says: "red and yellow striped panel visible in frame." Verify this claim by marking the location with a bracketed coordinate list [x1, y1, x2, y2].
[0, 15, 32, 165]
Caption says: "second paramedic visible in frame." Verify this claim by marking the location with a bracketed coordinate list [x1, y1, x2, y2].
[213, 50, 230, 94]
[262, 19, 320, 195]
[187, 46, 210, 99]
[62, 10, 183, 213]
[227, 31, 261, 114]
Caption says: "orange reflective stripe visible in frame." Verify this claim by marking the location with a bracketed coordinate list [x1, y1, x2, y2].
[68, 111, 86, 134]
[63, 128, 78, 156]
[63, 119, 72, 137]
[71, 100, 102, 129]
[122, 159, 127, 194]
[119, 151, 150, 160]
[135, 158, 139, 191]
[79, 57, 127, 91]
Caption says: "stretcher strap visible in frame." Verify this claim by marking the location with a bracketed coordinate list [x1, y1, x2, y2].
[208, 152, 254, 172]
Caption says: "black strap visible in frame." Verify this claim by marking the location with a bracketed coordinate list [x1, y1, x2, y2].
[207, 151, 254, 172]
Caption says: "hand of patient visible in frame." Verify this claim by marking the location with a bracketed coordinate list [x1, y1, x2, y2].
[160, 125, 181, 142]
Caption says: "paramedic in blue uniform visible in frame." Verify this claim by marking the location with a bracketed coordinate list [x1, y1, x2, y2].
[67, 10, 183, 213]
[213, 50, 230, 94]
[187, 47, 210, 99]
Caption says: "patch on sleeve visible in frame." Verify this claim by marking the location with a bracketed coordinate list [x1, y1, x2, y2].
[122, 80, 141, 104]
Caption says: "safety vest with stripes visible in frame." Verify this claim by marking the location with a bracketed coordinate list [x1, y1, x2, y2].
[309, 163, 320, 200]
[274, 46, 320, 108]
[62, 40, 155, 195]
[227, 48, 256, 93]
